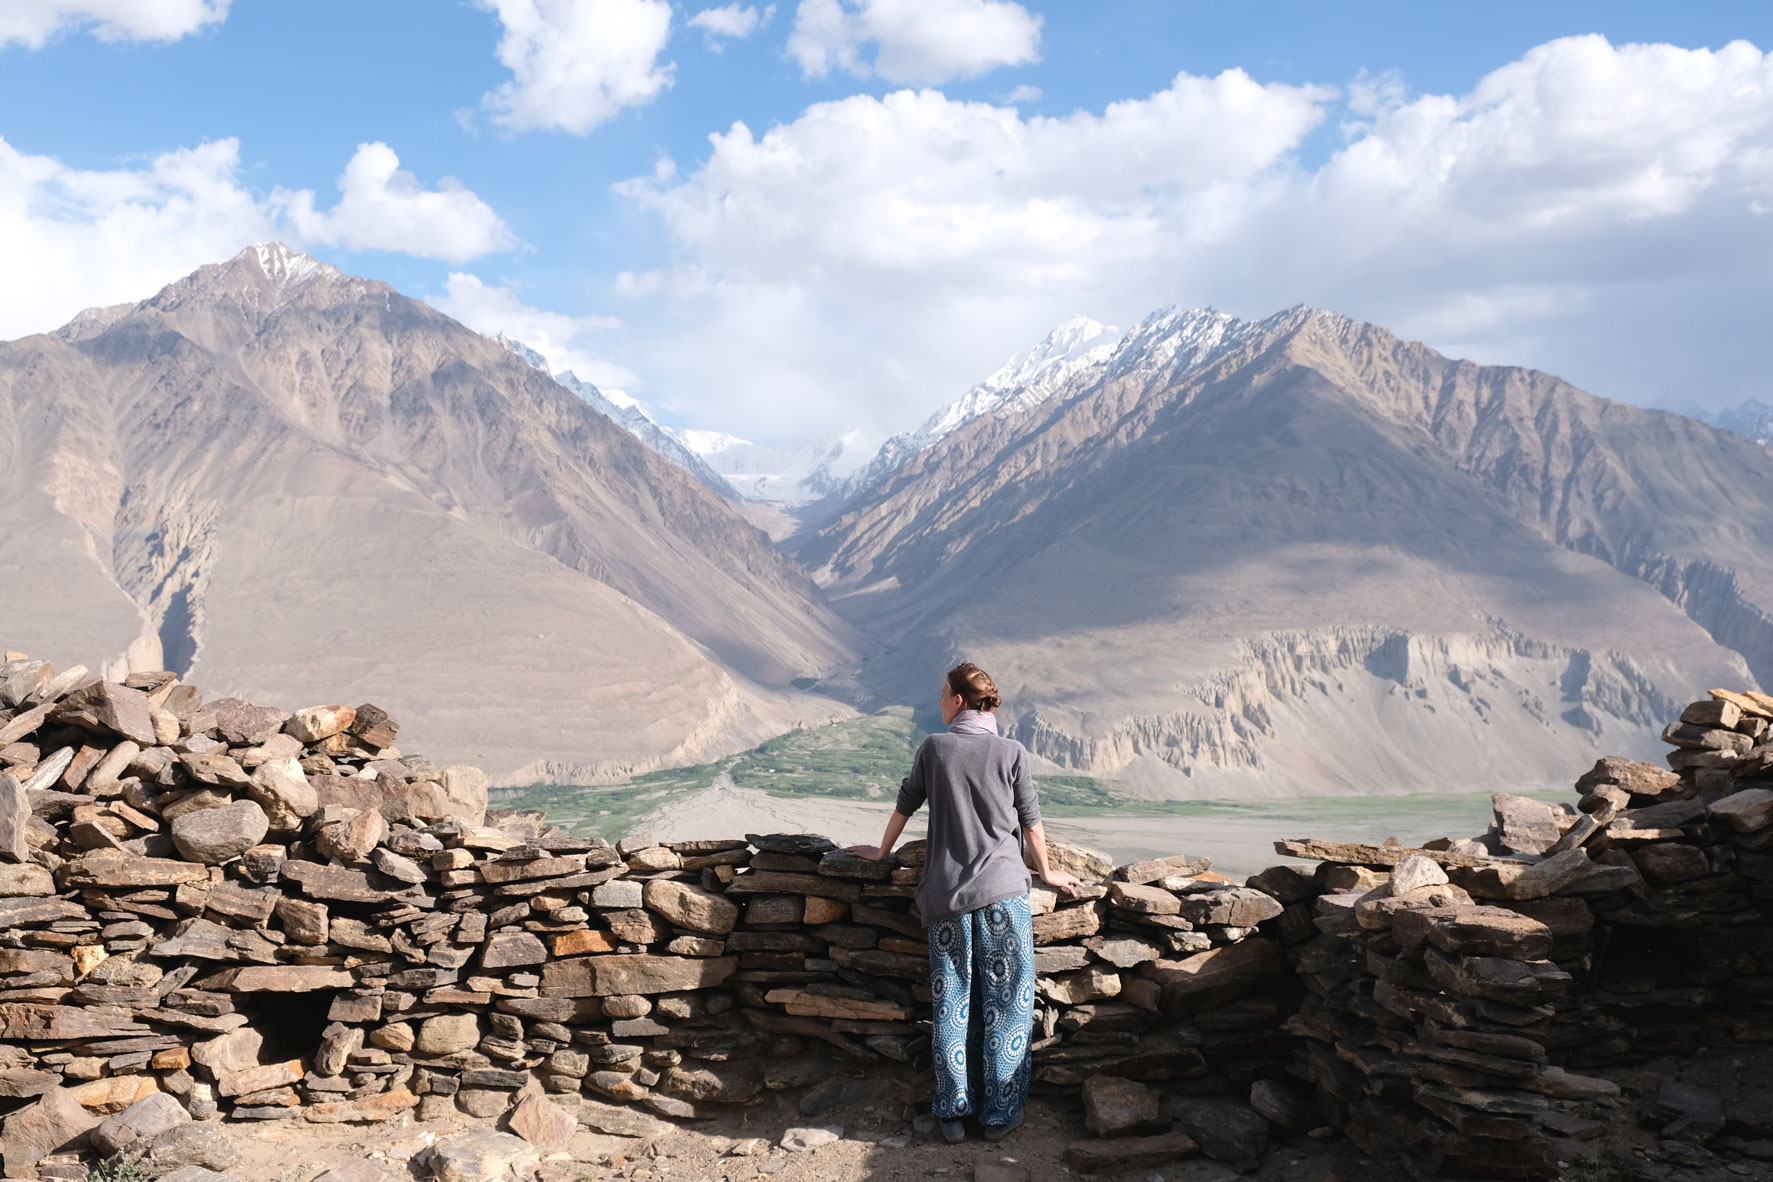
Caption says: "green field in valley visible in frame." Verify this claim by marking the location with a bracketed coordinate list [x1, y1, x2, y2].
[488, 707, 1132, 838]
[488, 762, 721, 840]
[727, 706, 924, 799]
[486, 709, 1556, 859]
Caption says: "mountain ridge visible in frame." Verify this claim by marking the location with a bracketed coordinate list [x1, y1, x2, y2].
[798, 303, 1773, 797]
[0, 243, 861, 781]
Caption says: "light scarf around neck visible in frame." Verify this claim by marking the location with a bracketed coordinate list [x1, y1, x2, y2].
[948, 708, 998, 736]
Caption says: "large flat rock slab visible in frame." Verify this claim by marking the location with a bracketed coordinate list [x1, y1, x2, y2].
[541, 954, 738, 997]
[1275, 839, 1505, 870]
[1141, 940, 1286, 1016]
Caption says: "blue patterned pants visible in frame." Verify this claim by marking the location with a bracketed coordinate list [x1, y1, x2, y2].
[927, 893, 1036, 1125]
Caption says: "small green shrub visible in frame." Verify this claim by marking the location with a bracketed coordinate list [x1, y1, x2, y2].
[84, 1154, 151, 1182]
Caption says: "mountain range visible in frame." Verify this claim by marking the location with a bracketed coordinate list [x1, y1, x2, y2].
[4, 244, 1770, 800]
[555, 323, 1773, 531]
[797, 306, 1773, 796]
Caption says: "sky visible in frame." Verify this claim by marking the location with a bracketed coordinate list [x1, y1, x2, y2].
[3, 1, 1771, 450]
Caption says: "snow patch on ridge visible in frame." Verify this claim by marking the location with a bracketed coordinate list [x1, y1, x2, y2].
[243, 242, 336, 288]
[494, 333, 549, 372]
[835, 316, 1126, 504]
[1105, 306, 1267, 382]
[920, 314, 1123, 440]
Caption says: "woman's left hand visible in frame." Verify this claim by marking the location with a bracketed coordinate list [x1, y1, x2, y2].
[1040, 869, 1084, 898]
[845, 844, 883, 861]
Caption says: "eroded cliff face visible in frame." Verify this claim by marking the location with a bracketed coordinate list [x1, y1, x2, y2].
[1002, 622, 1703, 798]
[809, 306, 1772, 798]
[1583, 548, 1773, 694]
[1283, 312, 1773, 691]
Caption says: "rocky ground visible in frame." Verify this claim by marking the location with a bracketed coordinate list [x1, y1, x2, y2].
[1561, 1046, 1773, 1182]
[76, 1045, 1773, 1182]
[95, 1090, 1342, 1182]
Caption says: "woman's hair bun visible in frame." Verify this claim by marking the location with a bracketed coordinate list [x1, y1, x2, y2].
[945, 662, 1001, 712]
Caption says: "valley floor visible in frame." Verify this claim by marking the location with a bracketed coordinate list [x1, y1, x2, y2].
[509, 772, 1565, 880]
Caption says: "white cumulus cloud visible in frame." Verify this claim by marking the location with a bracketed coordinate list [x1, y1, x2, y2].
[0, 136, 522, 343]
[0, 0, 228, 49]
[0, 135, 275, 342]
[787, 0, 1040, 85]
[613, 69, 1329, 435]
[607, 35, 1773, 442]
[1239, 35, 1773, 383]
[434, 272, 639, 390]
[477, 0, 674, 135]
[274, 142, 520, 264]
[689, 3, 770, 46]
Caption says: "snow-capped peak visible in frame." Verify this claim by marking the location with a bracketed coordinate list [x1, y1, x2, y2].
[1105, 306, 1264, 381]
[555, 371, 650, 420]
[979, 315, 1122, 394]
[239, 242, 335, 288]
[1699, 398, 1773, 447]
[816, 316, 1124, 506]
[913, 315, 1122, 443]
[488, 332, 649, 423]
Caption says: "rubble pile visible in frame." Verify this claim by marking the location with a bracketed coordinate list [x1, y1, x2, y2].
[1263, 687, 1773, 1178]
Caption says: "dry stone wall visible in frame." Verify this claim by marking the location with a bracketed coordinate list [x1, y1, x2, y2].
[0, 654, 1298, 1179]
[1269, 686, 1773, 1179]
[3, 651, 1772, 1180]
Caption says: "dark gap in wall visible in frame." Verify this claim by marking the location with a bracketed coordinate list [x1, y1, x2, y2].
[246, 989, 339, 1066]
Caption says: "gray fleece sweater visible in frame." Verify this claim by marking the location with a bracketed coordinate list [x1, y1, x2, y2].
[896, 731, 1041, 925]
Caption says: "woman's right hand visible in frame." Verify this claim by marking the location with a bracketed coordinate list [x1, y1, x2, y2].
[845, 844, 883, 861]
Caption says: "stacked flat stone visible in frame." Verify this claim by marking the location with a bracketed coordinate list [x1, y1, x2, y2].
[8, 646, 1770, 1180]
[1264, 844, 1587, 1179]
[1262, 687, 1773, 1179]
[0, 657, 488, 1174]
[1043, 850, 1296, 1174]
[1556, 688, 1773, 1068]
[0, 653, 1307, 1180]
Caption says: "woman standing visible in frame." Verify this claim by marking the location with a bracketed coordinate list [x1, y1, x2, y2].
[847, 663, 1083, 1143]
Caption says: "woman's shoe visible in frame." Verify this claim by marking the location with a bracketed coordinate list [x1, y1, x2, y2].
[939, 1118, 967, 1143]
[982, 1112, 1023, 1142]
